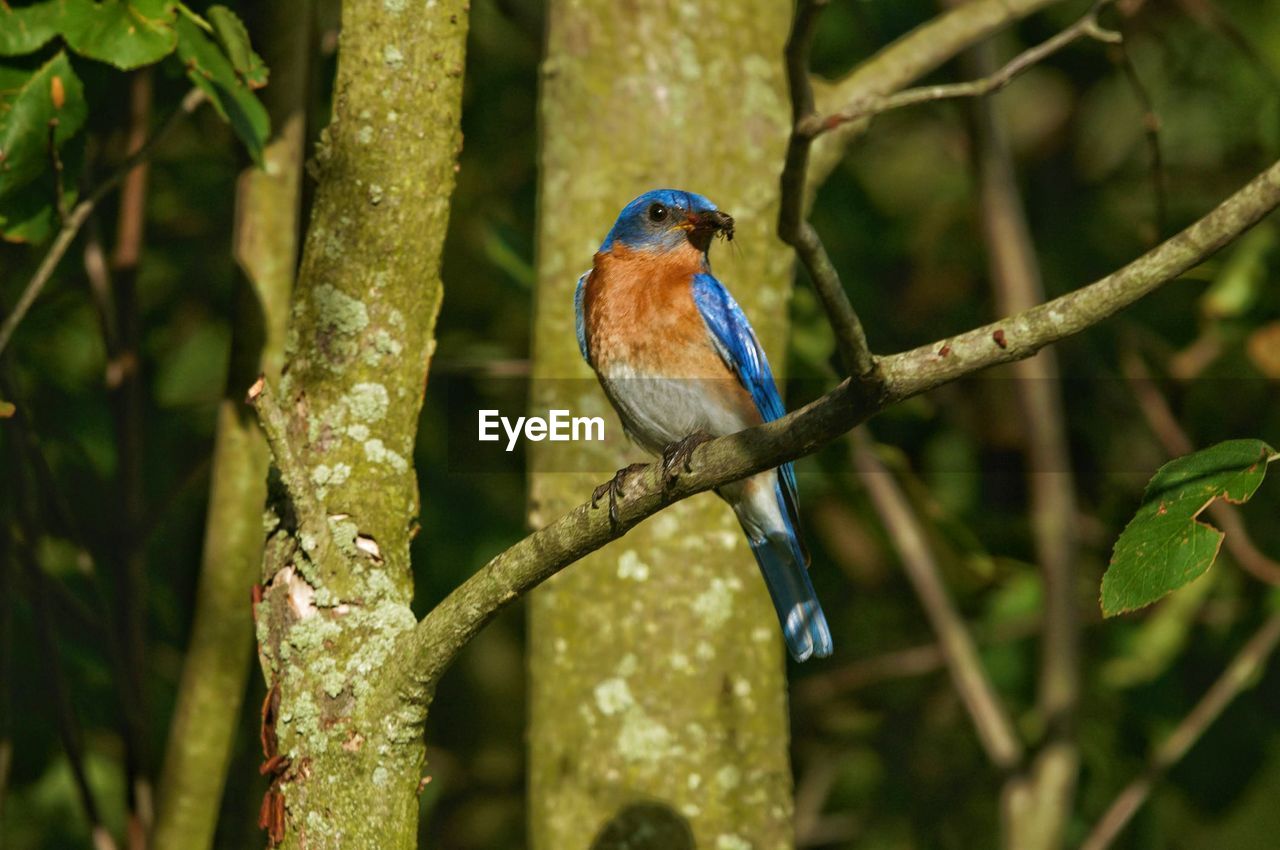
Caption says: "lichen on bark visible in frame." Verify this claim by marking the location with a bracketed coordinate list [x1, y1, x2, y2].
[251, 0, 469, 847]
[529, 1, 800, 847]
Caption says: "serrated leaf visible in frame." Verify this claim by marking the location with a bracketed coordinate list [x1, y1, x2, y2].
[174, 14, 267, 164]
[207, 5, 266, 88]
[0, 1, 62, 56]
[0, 52, 88, 199]
[60, 0, 178, 70]
[1101, 439, 1277, 617]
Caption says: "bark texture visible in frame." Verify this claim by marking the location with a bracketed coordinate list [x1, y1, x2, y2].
[151, 5, 311, 847]
[528, 2, 799, 848]
[251, 1, 468, 847]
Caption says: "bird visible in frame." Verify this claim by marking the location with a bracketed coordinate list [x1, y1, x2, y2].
[575, 188, 833, 662]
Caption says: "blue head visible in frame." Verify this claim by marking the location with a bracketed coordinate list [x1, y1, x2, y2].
[599, 189, 735, 255]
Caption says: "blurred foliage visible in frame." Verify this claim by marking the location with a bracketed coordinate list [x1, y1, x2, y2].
[2, 0, 1280, 848]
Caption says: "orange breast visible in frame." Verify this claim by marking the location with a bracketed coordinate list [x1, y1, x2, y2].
[584, 244, 732, 380]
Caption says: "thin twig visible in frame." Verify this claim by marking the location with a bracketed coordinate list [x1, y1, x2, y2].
[809, 2, 1119, 137]
[1113, 28, 1168, 242]
[7, 524, 119, 850]
[853, 429, 1024, 770]
[1080, 610, 1280, 850]
[1121, 350, 1280, 585]
[779, 0, 879, 381]
[0, 88, 204, 359]
[805, 0, 1070, 189]
[795, 615, 1042, 704]
[106, 71, 156, 847]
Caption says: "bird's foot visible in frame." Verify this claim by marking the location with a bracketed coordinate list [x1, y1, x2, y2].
[660, 431, 715, 486]
[591, 463, 649, 529]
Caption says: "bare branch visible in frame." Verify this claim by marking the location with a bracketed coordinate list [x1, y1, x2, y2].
[0, 88, 204, 359]
[959, 26, 1084, 846]
[399, 157, 1280, 694]
[814, 4, 1118, 135]
[1112, 27, 1168, 241]
[1080, 610, 1280, 850]
[806, 0, 1070, 189]
[780, 0, 878, 379]
[853, 430, 1024, 770]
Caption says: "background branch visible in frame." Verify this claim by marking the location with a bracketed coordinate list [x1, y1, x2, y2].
[806, 0, 1070, 190]
[1080, 610, 1280, 850]
[816, 3, 1118, 133]
[852, 429, 1023, 769]
[0, 89, 204, 359]
[955, 25, 1084, 848]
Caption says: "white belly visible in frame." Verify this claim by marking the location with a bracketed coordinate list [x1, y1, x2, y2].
[599, 363, 752, 455]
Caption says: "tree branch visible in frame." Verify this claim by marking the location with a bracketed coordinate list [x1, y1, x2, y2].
[0, 88, 204, 359]
[806, 0, 1070, 190]
[1080, 610, 1280, 850]
[780, 0, 878, 379]
[399, 157, 1280, 693]
[852, 430, 1023, 770]
[958, 25, 1084, 847]
[814, 3, 1118, 135]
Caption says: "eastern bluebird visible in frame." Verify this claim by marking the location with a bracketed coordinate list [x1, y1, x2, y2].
[575, 189, 833, 662]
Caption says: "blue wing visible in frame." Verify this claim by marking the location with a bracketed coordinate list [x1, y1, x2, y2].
[574, 271, 591, 364]
[691, 272, 804, 544]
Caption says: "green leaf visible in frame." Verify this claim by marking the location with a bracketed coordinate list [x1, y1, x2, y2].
[174, 14, 268, 163]
[0, 134, 81, 242]
[1101, 439, 1278, 617]
[0, 1, 63, 56]
[206, 5, 266, 88]
[0, 52, 88, 199]
[60, 0, 178, 70]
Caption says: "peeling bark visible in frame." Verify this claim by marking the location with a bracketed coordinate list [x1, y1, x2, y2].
[251, 0, 468, 847]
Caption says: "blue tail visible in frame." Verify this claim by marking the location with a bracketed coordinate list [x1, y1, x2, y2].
[748, 528, 833, 663]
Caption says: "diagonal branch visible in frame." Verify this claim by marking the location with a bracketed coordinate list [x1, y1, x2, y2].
[397, 157, 1280, 694]
[0, 88, 204, 359]
[1080, 610, 1280, 850]
[853, 429, 1023, 770]
[813, 3, 1118, 135]
[806, 0, 1071, 191]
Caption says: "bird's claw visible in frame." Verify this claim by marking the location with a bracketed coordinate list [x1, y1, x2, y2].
[661, 431, 715, 486]
[591, 463, 649, 529]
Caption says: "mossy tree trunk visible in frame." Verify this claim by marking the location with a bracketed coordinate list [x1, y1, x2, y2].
[249, 0, 468, 847]
[528, 2, 800, 848]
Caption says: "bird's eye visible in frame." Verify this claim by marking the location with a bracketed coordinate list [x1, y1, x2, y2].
[647, 203, 669, 223]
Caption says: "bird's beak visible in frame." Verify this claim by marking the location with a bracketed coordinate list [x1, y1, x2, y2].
[681, 209, 735, 249]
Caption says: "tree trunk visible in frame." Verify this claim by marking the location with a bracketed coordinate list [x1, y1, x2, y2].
[528, 2, 800, 848]
[151, 5, 312, 848]
[250, 0, 468, 846]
